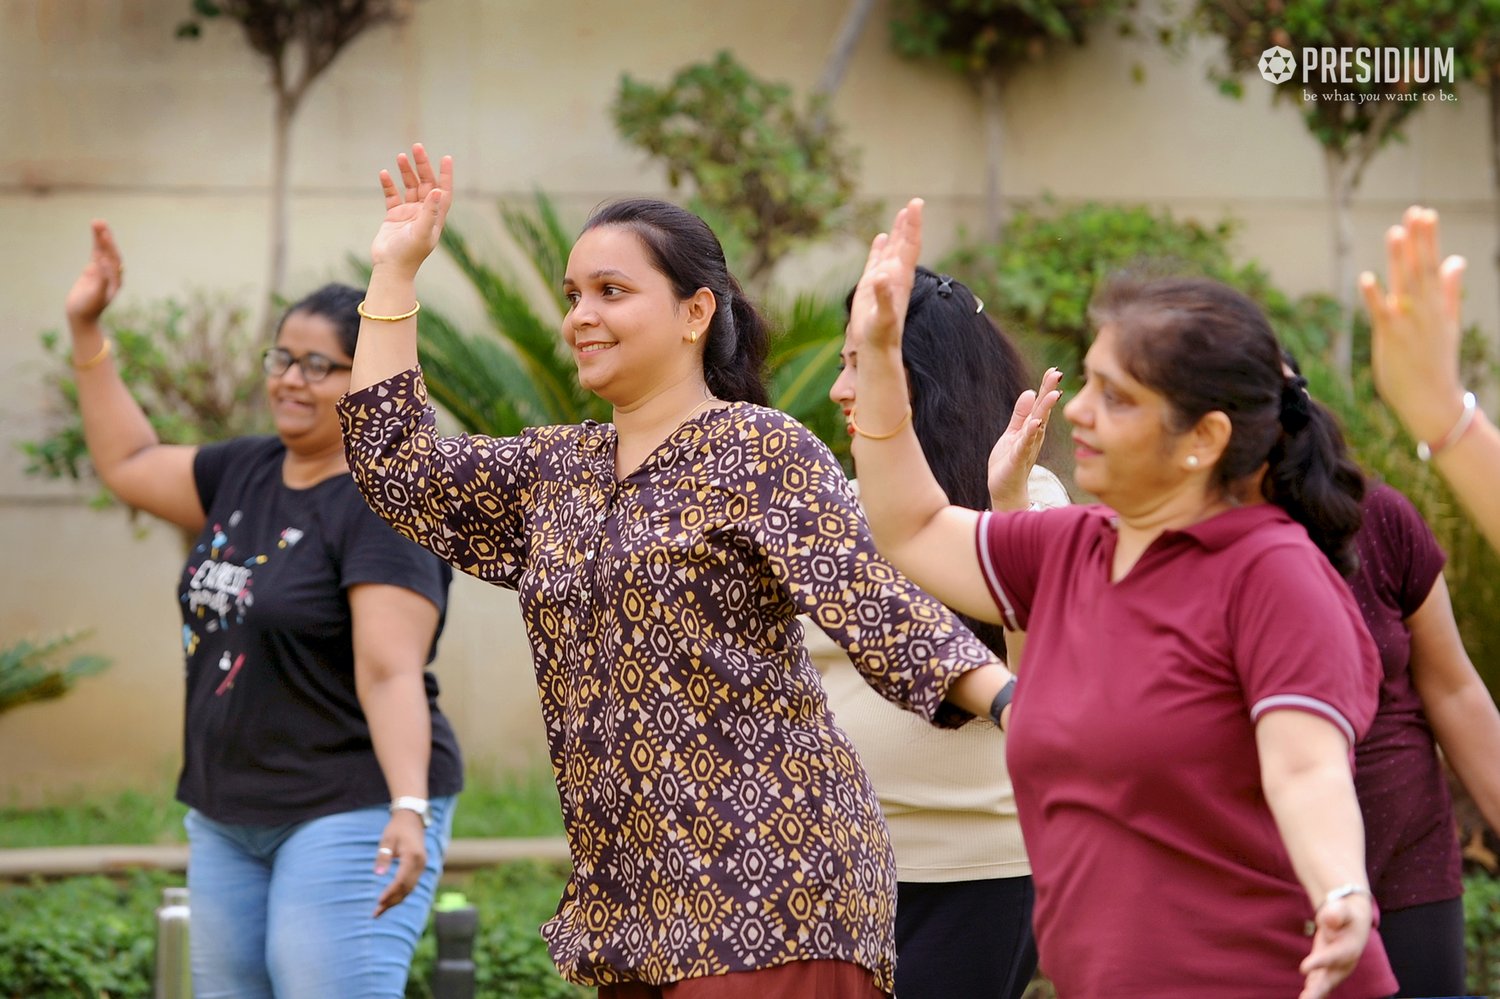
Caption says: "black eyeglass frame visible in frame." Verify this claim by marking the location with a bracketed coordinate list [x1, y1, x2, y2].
[261, 347, 353, 383]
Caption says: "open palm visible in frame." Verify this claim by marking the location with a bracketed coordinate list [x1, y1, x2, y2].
[370, 144, 454, 277]
[848, 198, 924, 354]
[65, 220, 124, 326]
[988, 368, 1063, 509]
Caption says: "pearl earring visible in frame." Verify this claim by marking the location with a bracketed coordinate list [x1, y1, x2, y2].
[1186, 454, 1200, 469]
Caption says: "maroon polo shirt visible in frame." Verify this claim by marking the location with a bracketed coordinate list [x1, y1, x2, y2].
[978, 503, 1395, 998]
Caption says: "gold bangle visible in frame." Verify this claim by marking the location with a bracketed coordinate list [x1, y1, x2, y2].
[72, 338, 114, 371]
[848, 405, 913, 441]
[356, 300, 421, 322]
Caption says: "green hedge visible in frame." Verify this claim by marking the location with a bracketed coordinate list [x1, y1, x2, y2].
[0, 863, 586, 998]
[5, 866, 1499, 995]
[0, 871, 167, 998]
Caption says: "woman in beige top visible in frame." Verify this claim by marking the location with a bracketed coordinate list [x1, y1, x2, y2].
[821, 267, 1064, 999]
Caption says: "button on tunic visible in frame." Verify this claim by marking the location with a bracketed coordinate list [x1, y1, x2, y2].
[339, 369, 996, 990]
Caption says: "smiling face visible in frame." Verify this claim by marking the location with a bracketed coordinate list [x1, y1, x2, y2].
[1063, 322, 1196, 510]
[266, 310, 352, 456]
[562, 225, 704, 406]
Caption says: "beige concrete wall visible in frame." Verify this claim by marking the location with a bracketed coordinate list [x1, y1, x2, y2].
[3, 0, 1495, 801]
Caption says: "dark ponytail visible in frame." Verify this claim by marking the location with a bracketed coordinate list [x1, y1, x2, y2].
[582, 199, 770, 405]
[702, 279, 771, 405]
[1091, 276, 1363, 575]
[1269, 356, 1365, 576]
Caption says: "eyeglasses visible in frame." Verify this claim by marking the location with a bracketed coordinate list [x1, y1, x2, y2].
[262, 347, 352, 383]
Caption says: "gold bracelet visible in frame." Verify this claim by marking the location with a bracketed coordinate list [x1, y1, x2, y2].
[848, 405, 913, 441]
[356, 300, 421, 322]
[72, 338, 114, 371]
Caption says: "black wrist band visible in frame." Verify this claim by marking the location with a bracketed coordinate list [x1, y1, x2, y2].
[988, 677, 1017, 729]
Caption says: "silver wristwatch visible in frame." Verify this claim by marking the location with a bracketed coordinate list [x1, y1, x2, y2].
[390, 795, 432, 828]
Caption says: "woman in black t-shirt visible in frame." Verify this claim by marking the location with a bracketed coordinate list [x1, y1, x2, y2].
[63, 220, 462, 998]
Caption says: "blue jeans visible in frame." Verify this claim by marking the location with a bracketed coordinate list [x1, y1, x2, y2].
[185, 798, 456, 999]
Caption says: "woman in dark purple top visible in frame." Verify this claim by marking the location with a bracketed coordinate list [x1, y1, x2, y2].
[1351, 483, 1466, 996]
[1291, 352, 1500, 996]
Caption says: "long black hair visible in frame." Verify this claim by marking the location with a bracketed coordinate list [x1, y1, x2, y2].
[1090, 276, 1364, 575]
[583, 199, 770, 405]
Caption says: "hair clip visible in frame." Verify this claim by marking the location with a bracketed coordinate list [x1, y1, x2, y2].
[975, 296, 985, 314]
[936, 275, 955, 298]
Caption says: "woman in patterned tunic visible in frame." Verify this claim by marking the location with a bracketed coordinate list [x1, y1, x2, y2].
[337, 146, 1019, 998]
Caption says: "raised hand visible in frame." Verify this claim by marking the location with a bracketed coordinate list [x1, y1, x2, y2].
[988, 368, 1063, 511]
[370, 144, 453, 279]
[65, 220, 124, 328]
[1359, 206, 1468, 446]
[848, 198, 924, 355]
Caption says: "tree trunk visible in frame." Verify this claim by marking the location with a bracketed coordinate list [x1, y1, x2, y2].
[979, 71, 1005, 243]
[267, 91, 297, 333]
[1323, 145, 1357, 384]
[814, 0, 876, 103]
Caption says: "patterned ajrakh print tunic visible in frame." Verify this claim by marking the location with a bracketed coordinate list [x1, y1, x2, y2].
[339, 368, 998, 991]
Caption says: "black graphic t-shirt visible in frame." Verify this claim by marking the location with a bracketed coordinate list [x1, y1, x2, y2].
[177, 435, 461, 825]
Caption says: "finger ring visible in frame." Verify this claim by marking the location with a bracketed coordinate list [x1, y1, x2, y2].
[1395, 295, 1412, 315]
[377, 847, 394, 856]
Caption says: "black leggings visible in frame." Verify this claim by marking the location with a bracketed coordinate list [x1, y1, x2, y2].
[1380, 895, 1466, 998]
[893, 876, 1037, 999]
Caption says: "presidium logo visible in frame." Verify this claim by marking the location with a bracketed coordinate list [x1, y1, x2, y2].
[1257, 43, 1455, 88]
[1259, 46, 1297, 84]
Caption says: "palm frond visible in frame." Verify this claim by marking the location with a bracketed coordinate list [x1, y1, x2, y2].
[0, 632, 109, 715]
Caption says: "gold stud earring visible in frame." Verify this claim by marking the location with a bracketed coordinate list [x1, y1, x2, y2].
[688, 329, 699, 344]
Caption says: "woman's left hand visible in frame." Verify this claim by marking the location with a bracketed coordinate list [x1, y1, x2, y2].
[1297, 893, 1373, 999]
[988, 368, 1063, 510]
[372, 810, 429, 917]
[848, 198, 924, 355]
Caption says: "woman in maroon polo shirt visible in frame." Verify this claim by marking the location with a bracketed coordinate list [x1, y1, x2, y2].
[845, 199, 1396, 999]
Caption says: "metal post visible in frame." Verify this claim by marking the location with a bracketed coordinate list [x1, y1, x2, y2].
[154, 886, 192, 999]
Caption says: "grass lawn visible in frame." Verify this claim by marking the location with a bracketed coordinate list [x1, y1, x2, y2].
[0, 768, 565, 849]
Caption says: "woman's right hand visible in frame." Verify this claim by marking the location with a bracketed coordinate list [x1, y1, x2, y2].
[65, 220, 123, 328]
[1298, 892, 1373, 999]
[1359, 206, 1468, 446]
[370, 143, 453, 278]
